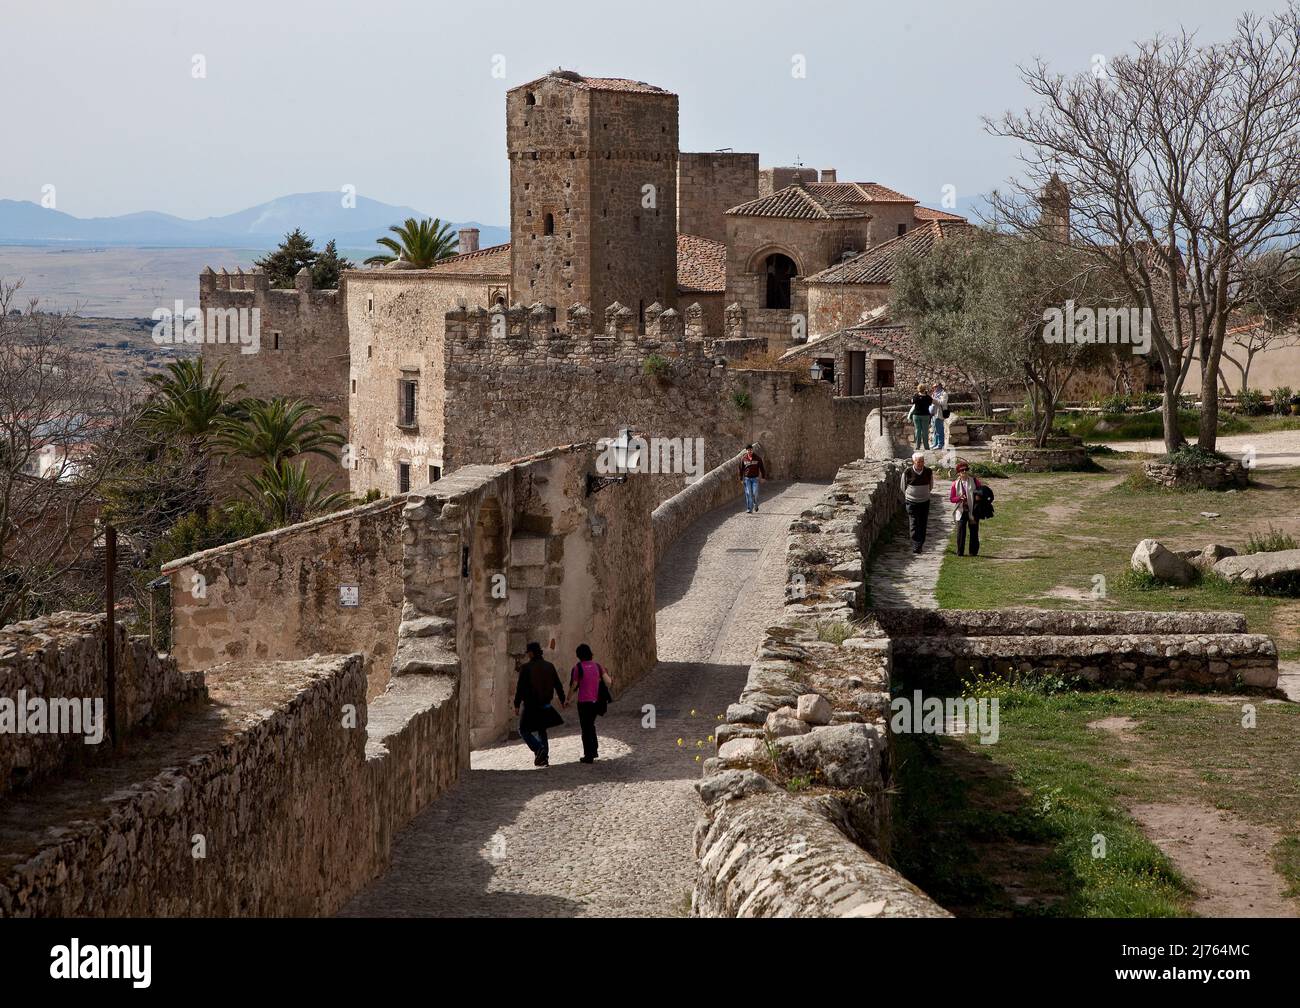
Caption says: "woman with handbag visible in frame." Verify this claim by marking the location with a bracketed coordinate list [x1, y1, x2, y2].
[948, 460, 982, 557]
[570, 643, 614, 764]
[513, 642, 566, 767]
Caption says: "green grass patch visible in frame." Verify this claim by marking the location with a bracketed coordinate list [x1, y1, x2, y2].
[1245, 525, 1298, 554]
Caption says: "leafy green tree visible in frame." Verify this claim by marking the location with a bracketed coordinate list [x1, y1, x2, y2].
[253, 230, 353, 289]
[311, 240, 354, 290]
[241, 459, 352, 526]
[217, 398, 345, 468]
[364, 217, 459, 267]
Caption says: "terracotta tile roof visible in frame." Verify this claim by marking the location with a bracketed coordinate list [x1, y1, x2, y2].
[804, 220, 970, 285]
[513, 71, 672, 95]
[804, 182, 918, 205]
[425, 242, 511, 276]
[677, 233, 726, 293]
[913, 205, 967, 222]
[725, 184, 870, 220]
[781, 321, 964, 385]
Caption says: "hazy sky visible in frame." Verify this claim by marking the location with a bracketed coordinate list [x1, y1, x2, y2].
[1, 0, 1263, 223]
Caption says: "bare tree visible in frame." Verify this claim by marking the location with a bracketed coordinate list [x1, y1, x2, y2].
[0, 279, 139, 625]
[986, 4, 1300, 453]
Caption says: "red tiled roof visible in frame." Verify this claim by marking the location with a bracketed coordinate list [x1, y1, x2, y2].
[425, 242, 511, 276]
[512, 71, 672, 95]
[725, 185, 870, 220]
[804, 182, 918, 205]
[913, 205, 967, 222]
[804, 220, 970, 285]
[677, 233, 726, 293]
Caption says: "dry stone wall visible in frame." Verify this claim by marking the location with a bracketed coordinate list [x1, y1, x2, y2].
[694, 458, 946, 917]
[0, 613, 204, 799]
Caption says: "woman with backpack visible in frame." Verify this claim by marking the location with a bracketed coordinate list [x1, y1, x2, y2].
[569, 643, 614, 764]
[948, 460, 986, 557]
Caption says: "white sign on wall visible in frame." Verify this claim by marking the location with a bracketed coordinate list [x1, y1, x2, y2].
[339, 585, 359, 607]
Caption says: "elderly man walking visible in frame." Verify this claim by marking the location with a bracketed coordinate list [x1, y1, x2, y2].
[900, 451, 934, 554]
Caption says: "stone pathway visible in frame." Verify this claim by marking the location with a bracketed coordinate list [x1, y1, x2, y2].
[868, 490, 956, 610]
[1109, 428, 1300, 469]
[339, 480, 829, 917]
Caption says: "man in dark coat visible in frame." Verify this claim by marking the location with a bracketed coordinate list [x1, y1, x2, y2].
[513, 642, 566, 767]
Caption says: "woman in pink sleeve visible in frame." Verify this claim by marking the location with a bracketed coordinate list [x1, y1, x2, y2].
[569, 643, 614, 764]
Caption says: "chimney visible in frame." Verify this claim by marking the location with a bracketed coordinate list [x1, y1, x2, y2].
[458, 227, 480, 254]
[820, 169, 837, 183]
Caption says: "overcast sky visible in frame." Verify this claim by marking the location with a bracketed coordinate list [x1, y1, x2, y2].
[1, 0, 1263, 223]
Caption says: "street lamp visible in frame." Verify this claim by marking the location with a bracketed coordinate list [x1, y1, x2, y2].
[810, 361, 825, 381]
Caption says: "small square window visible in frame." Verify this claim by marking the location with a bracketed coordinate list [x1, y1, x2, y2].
[429, 465, 442, 483]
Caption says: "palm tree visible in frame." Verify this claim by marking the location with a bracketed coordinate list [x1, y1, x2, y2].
[364, 217, 459, 267]
[217, 398, 345, 468]
[141, 358, 244, 441]
[241, 458, 352, 526]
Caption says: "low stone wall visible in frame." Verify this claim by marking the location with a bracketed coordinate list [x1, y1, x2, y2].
[693, 458, 945, 917]
[989, 433, 1088, 470]
[1143, 457, 1250, 490]
[651, 448, 746, 567]
[876, 608, 1250, 638]
[891, 632, 1279, 693]
[0, 613, 205, 799]
[1, 647, 468, 917]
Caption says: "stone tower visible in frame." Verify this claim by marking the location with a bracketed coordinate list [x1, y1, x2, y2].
[506, 70, 678, 323]
[1038, 173, 1070, 243]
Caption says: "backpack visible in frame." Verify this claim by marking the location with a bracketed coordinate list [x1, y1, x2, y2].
[973, 484, 995, 520]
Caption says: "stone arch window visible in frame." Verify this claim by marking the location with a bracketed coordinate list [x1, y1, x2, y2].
[763, 252, 798, 310]
[543, 213, 554, 236]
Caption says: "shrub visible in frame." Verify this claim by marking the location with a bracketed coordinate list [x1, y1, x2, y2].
[153, 503, 271, 566]
[643, 354, 671, 379]
[731, 389, 753, 412]
[1271, 386, 1294, 414]
[1160, 443, 1231, 468]
[814, 618, 857, 645]
[1235, 389, 1268, 416]
[1099, 392, 1130, 417]
[1139, 392, 1163, 411]
[1244, 525, 1298, 554]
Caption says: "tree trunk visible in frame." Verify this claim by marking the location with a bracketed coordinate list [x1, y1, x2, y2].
[1162, 372, 1186, 454]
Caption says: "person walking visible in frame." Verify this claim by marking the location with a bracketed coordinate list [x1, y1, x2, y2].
[900, 451, 934, 554]
[738, 444, 768, 514]
[931, 382, 949, 450]
[948, 460, 982, 557]
[904, 384, 933, 451]
[512, 642, 566, 767]
[569, 644, 613, 764]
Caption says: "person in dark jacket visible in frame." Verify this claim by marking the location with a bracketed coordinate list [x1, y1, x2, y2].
[513, 642, 566, 767]
[738, 444, 768, 514]
[904, 384, 933, 450]
[569, 643, 614, 764]
[900, 451, 934, 554]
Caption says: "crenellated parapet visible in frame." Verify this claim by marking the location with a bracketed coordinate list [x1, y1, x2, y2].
[443, 298, 725, 368]
[198, 265, 342, 311]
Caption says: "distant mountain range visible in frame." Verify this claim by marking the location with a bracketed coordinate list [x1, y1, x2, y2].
[0, 191, 510, 252]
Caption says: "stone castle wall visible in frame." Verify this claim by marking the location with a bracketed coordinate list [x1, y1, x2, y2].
[440, 301, 873, 506]
[677, 152, 759, 244]
[164, 496, 407, 699]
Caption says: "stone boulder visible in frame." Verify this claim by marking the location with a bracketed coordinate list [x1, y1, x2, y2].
[1187, 543, 1238, 572]
[1212, 549, 1300, 594]
[795, 693, 833, 725]
[774, 723, 882, 791]
[764, 706, 811, 738]
[1131, 539, 1197, 586]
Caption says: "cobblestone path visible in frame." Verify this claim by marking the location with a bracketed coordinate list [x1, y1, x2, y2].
[339, 480, 829, 917]
[868, 490, 956, 610]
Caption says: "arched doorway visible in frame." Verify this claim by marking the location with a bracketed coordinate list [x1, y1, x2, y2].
[763, 253, 798, 309]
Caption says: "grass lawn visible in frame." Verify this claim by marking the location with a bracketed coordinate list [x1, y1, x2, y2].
[902, 456, 1300, 917]
[1056, 410, 1300, 442]
[891, 682, 1300, 916]
[933, 459, 1300, 659]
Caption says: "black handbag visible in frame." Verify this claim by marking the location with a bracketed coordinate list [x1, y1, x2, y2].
[596, 678, 612, 717]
